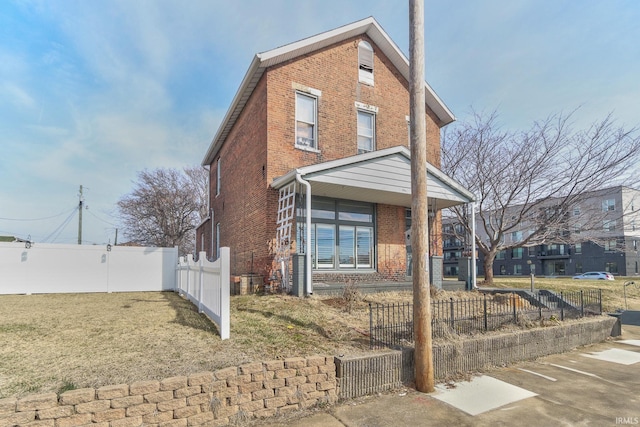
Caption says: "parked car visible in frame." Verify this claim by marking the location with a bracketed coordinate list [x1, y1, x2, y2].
[572, 271, 615, 280]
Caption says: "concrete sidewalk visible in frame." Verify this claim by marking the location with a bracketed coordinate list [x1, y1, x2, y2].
[252, 324, 640, 426]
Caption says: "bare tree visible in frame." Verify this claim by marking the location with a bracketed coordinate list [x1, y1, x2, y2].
[442, 110, 640, 284]
[117, 166, 208, 255]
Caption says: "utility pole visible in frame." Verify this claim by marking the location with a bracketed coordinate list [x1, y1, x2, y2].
[409, 0, 434, 392]
[78, 185, 83, 245]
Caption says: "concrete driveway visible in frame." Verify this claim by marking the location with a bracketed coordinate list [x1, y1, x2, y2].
[254, 324, 640, 426]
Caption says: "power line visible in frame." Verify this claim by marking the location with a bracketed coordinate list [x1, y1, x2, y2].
[43, 207, 78, 243]
[86, 209, 118, 227]
[0, 207, 77, 222]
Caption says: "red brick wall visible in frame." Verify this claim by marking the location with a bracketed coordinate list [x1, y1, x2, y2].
[264, 35, 441, 181]
[210, 77, 271, 276]
[196, 218, 212, 258]
[376, 204, 409, 280]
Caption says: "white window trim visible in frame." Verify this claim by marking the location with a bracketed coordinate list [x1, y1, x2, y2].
[295, 91, 320, 152]
[356, 108, 376, 154]
[292, 82, 321, 97]
[354, 102, 378, 113]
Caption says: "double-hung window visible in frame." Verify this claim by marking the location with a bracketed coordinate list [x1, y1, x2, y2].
[357, 110, 375, 154]
[295, 92, 317, 149]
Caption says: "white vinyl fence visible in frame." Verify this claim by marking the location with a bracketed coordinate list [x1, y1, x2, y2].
[0, 242, 178, 294]
[176, 247, 230, 340]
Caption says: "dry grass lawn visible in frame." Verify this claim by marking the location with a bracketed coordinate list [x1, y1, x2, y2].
[0, 291, 380, 398]
[1, 276, 638, 399]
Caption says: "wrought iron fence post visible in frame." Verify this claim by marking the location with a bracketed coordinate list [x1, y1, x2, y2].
[599, 288, 603, 314]
[512, 293, 517, 323]
[560, 291, 564, 321]
[369, 302, 373, 349]
[483, 293, 488, 331]
[450, 298, 455, 330]
[538, 291, 542, 320]
[393, 303, 398, 348]
[580, 290, 584, 317]
[383, 303, 388, 348]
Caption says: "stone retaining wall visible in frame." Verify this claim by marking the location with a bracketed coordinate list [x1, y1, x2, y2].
[0, 356, 336, 427]
[432, 316, 618, 378]
[335, 316, 619, 399]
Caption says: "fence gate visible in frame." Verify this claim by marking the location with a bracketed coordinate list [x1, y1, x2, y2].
[273, 182, 296, 291]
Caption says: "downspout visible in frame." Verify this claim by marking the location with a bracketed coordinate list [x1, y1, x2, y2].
[471, 201, 477, 289]
[214, 208, 218, 260]
[295, 173, 312, 295]
[204, 164, 214, 261]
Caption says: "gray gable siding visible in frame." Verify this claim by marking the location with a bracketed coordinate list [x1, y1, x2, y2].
[302, 154, 472, 208]
[308, 156, 411, 193]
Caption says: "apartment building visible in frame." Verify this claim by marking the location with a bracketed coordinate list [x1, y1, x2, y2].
[443, 186, 640, 278]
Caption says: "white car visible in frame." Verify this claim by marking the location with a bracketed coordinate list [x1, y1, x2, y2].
[572, 271, 614, 280]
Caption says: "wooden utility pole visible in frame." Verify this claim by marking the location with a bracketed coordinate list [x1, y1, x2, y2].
[78, 185, 83, 245]
[409, 0, 434, 392]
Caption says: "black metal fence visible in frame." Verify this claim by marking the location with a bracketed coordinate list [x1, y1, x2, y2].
[369, 289, 602, 349]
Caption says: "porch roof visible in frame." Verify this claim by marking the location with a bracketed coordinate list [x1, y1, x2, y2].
[271, 146, 476, 210]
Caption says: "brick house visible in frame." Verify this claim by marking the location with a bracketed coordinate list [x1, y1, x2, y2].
[196, 17, 475, 294]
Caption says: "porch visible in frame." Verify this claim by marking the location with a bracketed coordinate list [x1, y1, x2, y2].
[271, 146, 477, 296]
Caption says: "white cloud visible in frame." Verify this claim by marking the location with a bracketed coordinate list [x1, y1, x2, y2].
[1, 82, 36, 109]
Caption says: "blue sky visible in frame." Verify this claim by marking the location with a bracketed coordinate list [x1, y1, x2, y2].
[1, 0, 639, 245]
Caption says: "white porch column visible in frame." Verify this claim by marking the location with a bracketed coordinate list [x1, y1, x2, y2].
[471, 201, 477, 288]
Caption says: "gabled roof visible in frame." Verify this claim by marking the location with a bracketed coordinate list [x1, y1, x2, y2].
[271, 146, 476, 210]
[202, 17, 455, 166]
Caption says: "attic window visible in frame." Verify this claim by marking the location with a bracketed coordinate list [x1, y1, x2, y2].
[358, 41, 374, 85]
